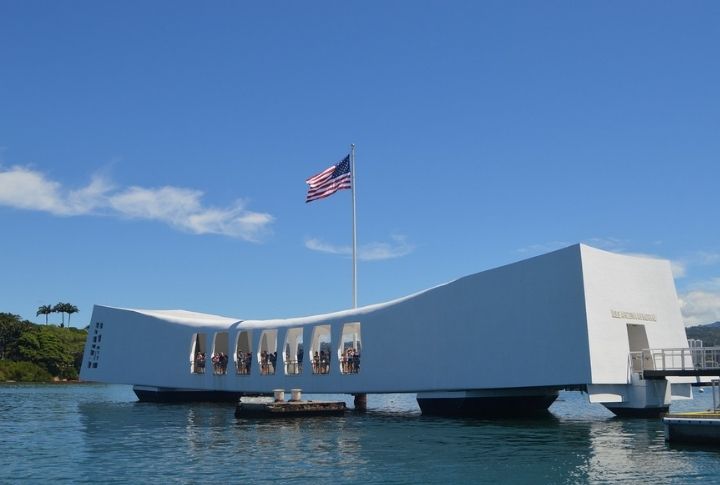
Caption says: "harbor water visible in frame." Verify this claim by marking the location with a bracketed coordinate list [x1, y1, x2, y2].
[2, 384, 720, 483]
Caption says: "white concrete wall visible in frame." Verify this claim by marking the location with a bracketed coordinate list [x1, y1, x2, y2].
[580, 245, 690, 385]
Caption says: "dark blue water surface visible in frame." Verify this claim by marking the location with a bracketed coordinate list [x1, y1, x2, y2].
[2, 384, 720, 483]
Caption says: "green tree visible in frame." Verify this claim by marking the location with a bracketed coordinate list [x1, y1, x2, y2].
[36, 304, 53, 324]
[0, 313, 31, 360]
[0, 360, 52, 382]
[53, 302, 67, 328]
[0, 313, 87, 381]
[66, 304, 79, 326]
[15, 325, 86, 379]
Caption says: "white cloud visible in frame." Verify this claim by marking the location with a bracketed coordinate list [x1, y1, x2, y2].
[305, 235, 414, 261]
[110, 186, 201, 221]
[0, 165, 273, 241]
[0, 165, 75, 215]
[305, 238, 346, 255]
[67, 175, 114, 214]
[679, 289, 720, 326]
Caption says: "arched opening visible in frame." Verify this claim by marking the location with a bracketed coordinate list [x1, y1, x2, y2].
[190, 333, 207, 374]
[235, 330, 252, 375]
[212, 332, 229, 375]
[258, 329, 278, 375]
[310, 325, 331, 375]
[339, 322, 361, 374]
[284, 327, 304, 375]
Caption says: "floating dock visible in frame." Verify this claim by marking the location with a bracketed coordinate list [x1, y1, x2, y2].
[664, 412, 720, 445]
[235, 400, 347, 418]
[235, 389, 347, 418]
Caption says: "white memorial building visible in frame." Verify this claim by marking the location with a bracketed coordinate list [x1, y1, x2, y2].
[81, 244, 694, 417]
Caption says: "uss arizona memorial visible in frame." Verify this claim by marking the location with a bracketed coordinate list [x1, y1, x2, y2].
[81, 244, 698, 416]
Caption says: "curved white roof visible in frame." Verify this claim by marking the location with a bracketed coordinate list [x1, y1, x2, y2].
[111, 307, 241, 327]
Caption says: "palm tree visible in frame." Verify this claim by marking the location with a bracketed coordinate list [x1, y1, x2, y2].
[53, 302, 66, 328]
[66, 304, 79, 326]
[36, 304, 53, 324]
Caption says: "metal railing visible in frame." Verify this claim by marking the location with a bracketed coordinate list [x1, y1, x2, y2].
[285, 360, 303, 375]
[629, 351, 651, 373]
[629, 347, 720, 374]
[236, 360, 251, 375]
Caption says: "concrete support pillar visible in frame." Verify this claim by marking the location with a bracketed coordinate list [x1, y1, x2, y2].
[353, 393, 367, 412]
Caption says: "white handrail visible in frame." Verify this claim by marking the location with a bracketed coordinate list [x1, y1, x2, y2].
[639, 347, 720, 371]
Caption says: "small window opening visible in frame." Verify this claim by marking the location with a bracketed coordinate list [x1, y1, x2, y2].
[284, 327, 304, 375]
[311, 325, 331, 375]
[339, 322, 361, 374]
[190, 333, 207, 374]
[212, 332, 229, 375]
[235, 330, 253, 375]
[259, 329, 278, 375]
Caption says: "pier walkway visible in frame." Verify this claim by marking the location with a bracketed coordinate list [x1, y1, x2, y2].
[632, 347, 720, 378]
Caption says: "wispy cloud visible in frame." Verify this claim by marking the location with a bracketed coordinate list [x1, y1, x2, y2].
[627, 250, 720, 281]
[516, 241, 570, 255]
[0, 165, 273, 241]
[582, 237, 628, 252]
[622, 252, 687, 279]
[305, 235, 414, 261]
[685, 251, 720, 267]
[670, 261, 687, 279]
[686, 277, 720, 292]
[516, 238, 630, 257]
[519, 239, 692, 278]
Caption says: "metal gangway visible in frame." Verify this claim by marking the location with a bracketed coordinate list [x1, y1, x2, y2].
[629, 347, 720, 379]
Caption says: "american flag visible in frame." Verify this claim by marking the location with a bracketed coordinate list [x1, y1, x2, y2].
[305, 155, 352, 203]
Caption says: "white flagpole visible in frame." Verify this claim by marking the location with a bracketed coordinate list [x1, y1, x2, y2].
[350, 144, 357, 309]
[350, 145, 366, 411]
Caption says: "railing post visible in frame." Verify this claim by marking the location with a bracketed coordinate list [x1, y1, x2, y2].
[681, 348, 686, 371]
[641, 350, 647, 372]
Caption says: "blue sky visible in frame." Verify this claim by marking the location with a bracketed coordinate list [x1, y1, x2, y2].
[1, 1, 718, 326]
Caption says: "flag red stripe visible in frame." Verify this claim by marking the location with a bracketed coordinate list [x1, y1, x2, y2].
[305, 166, 335, 187]
[306, 174, 351, 202]
[305, 154, 352, 203]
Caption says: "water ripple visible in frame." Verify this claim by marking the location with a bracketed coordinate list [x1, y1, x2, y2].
[2, 384, 720, 483]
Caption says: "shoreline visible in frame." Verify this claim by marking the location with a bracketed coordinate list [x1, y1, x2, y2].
[2, 379, 89, 385]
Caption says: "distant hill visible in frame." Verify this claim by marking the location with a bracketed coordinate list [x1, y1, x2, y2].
[686, 321, 720, 346]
